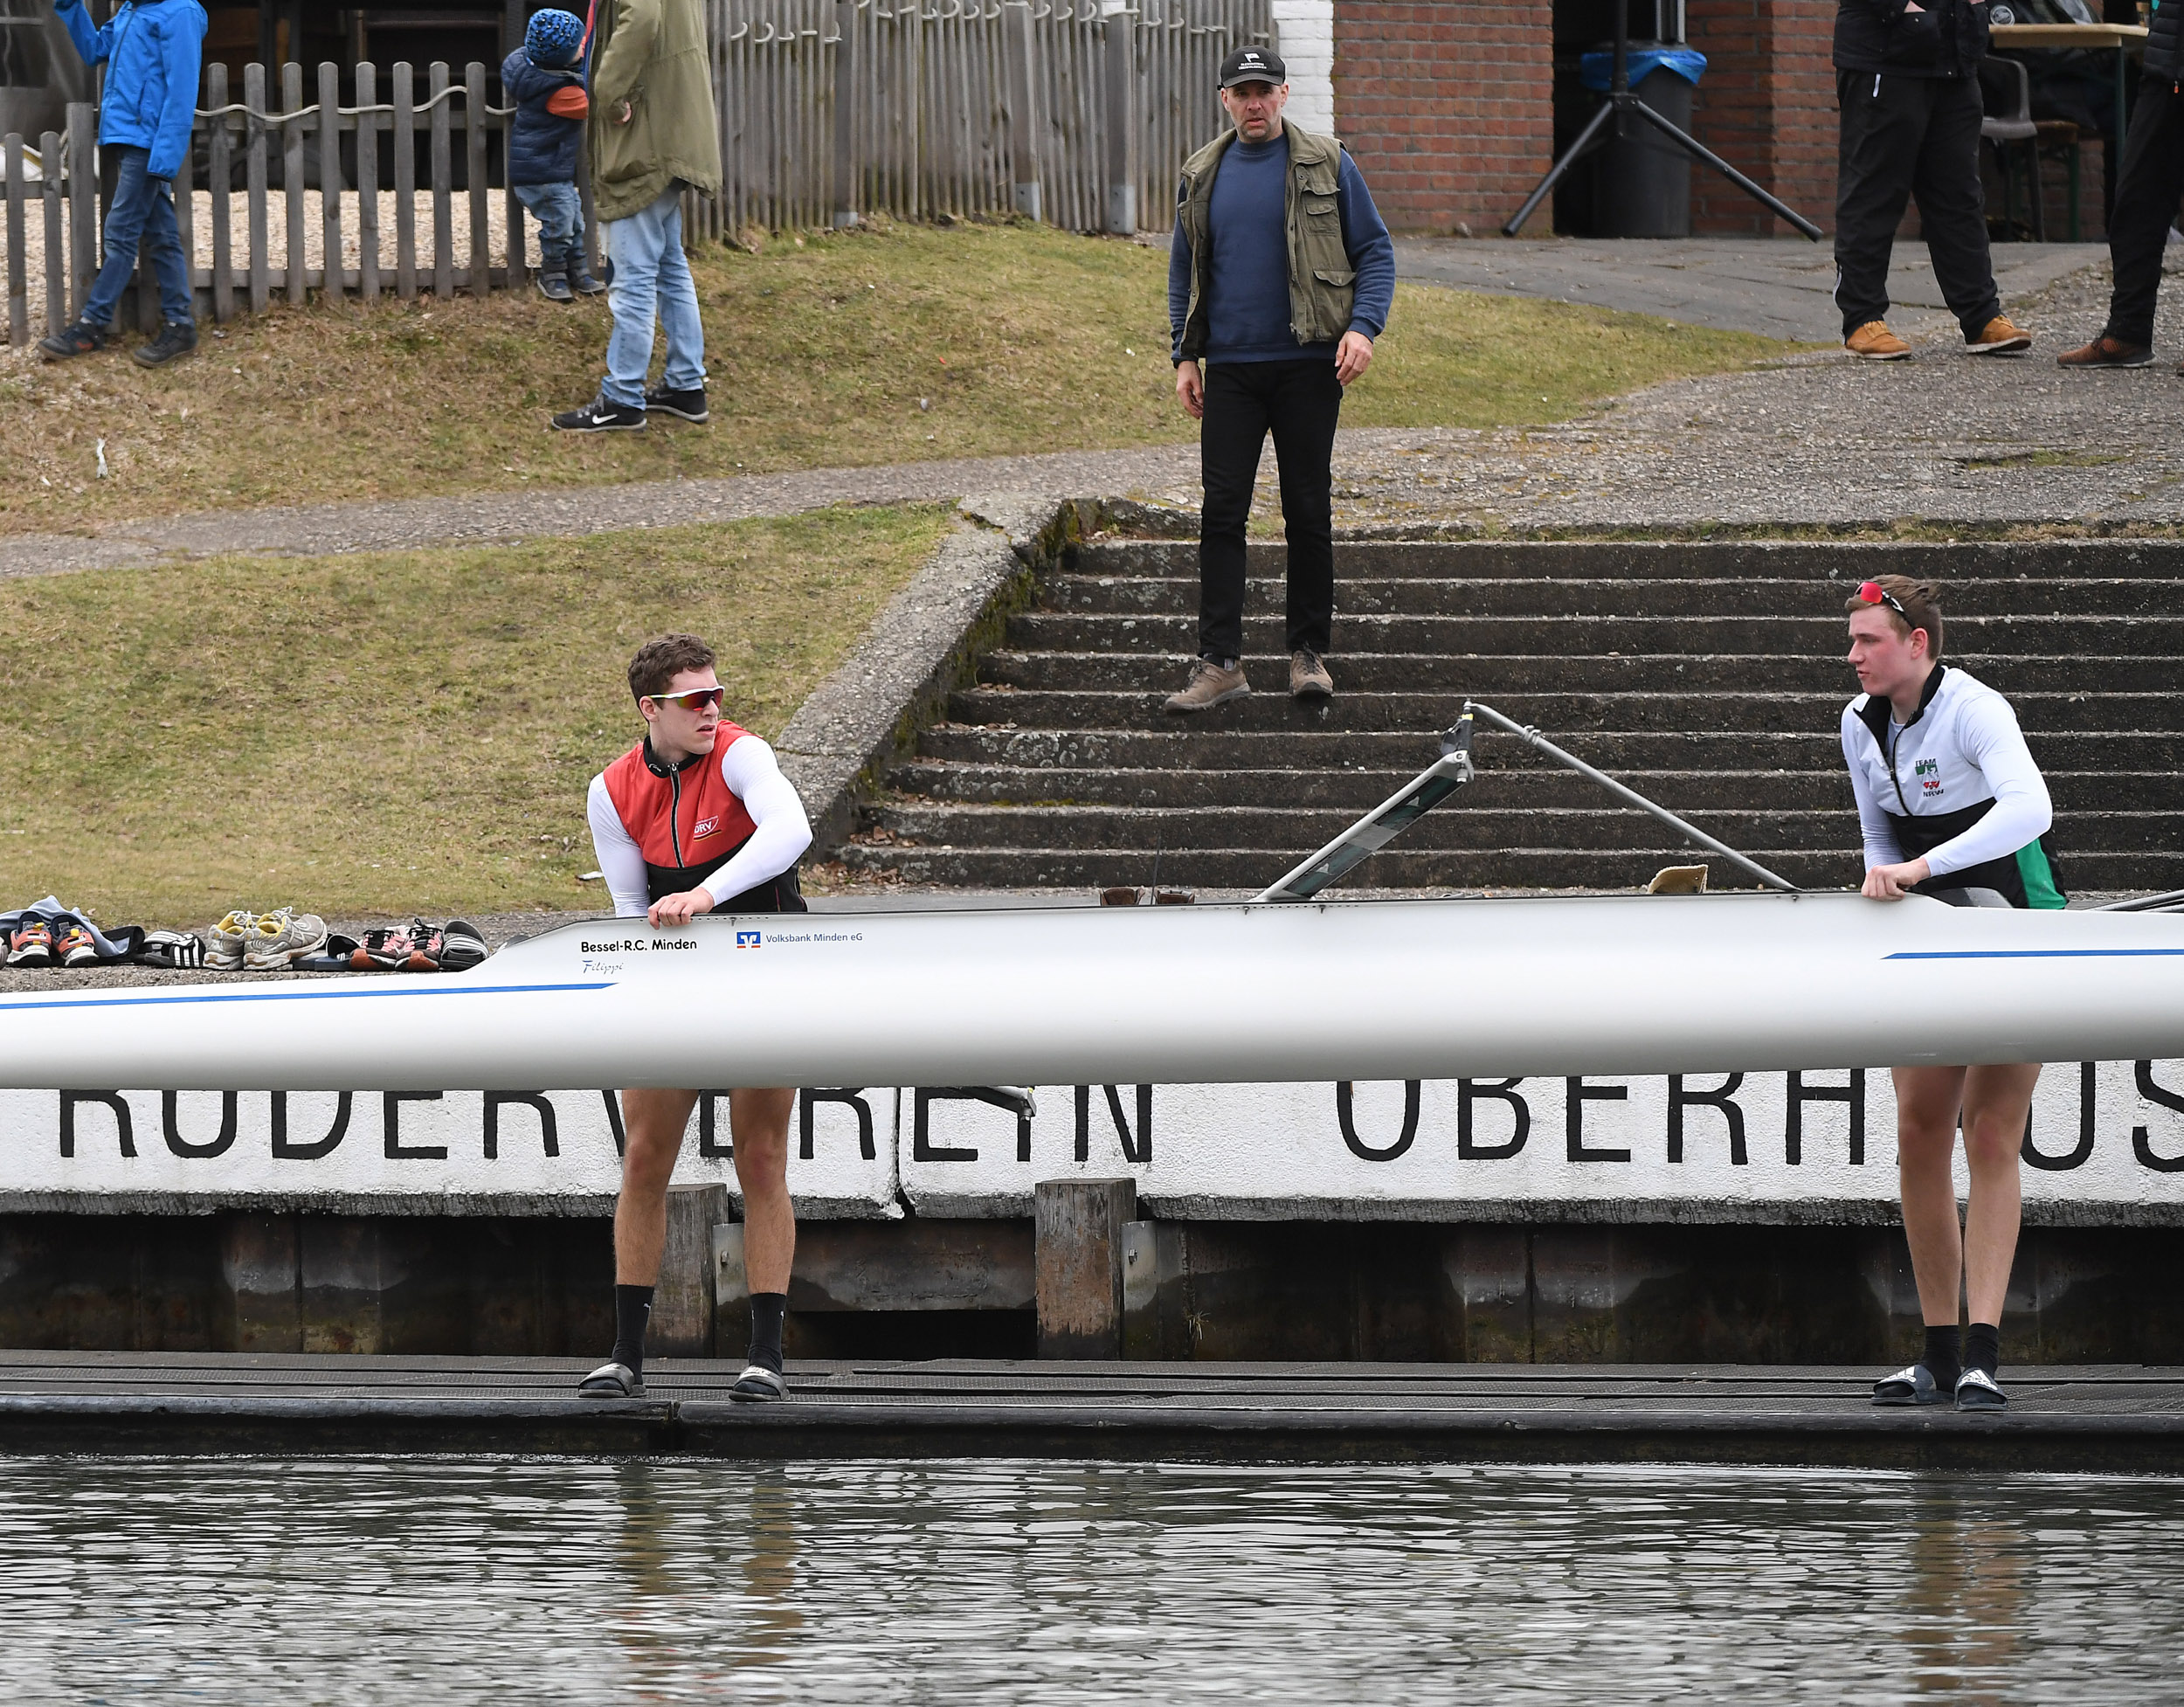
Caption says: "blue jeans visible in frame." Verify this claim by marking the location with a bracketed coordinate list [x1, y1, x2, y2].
[85, 144, 194, 329]
[601, 185, 704, 408]
[513, 182, 584, 273]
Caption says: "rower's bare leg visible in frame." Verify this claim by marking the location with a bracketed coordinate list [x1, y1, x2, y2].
[1960, 1061, 2039, 1327]
[730, 1086, 798, 1294]
[1894, 1064, 1971, 1328]
[614, 1087, 701, 1284]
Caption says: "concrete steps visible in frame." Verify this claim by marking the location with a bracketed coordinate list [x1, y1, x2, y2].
[833, 539, 2184, 895]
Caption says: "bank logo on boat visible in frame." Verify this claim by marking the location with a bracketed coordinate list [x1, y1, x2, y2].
[736, 930, 763, 948]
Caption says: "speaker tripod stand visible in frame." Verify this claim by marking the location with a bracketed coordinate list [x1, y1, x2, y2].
[1503, 14, 1822, 240]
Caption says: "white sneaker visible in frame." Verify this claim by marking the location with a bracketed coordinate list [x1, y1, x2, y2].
[245, 907, 328, 970]
[207, 909, 256, 971]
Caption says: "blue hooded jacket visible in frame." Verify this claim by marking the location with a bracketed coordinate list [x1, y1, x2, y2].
[58, 0, 208, 183]
[501, 46, 585, 187]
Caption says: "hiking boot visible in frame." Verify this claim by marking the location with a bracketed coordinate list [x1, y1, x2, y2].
[38, 320, 108, 362]
[6, 921, 55, 967]
[551, 396, 645, 432]
[132, 320, 197, 369]
[643, 384, 709, 423]
[2058, 335, 2152, 369]
[1164, 658, 1249, 714]
[536, 271, 575, 304]
[570, 270, 606, 295]
[1966, 315, 2032, 356]
[1289, 647, 1334, 701]
[1844, 321, 1911, 361]
[53, 920, 100, 967]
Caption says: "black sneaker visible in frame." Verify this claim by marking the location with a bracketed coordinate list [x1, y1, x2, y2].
[644, 384, 709, 424]
[38, 320, 108, 361]
[551, 396, 645, 432]
[132, 320, 197, 369]
[570, 270, 606, 295]
[536, 271, 574, 304]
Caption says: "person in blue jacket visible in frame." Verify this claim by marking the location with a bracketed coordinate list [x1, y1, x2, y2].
[38, 0, 208, 369]
[503, 8, 604, 302]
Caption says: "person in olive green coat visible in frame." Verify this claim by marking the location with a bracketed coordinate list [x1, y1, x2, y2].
[552, 0, 724, 432]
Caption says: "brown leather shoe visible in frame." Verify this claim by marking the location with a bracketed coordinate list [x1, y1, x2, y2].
[1966, 315, 2032, 356]
[1289, 647, 1334, 701]
[1844, 320, 1911, 361]
[1164, 657, 1248, 714]
[2056, 335, 2153, 369]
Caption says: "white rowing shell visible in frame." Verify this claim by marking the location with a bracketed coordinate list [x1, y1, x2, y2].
[0, 892, 2180, 1092]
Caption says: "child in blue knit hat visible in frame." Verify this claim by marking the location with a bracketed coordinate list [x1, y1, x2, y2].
[504, 9, 601, 301]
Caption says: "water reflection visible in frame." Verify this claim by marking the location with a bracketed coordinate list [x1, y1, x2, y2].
[0, 1458, 2178, 1703]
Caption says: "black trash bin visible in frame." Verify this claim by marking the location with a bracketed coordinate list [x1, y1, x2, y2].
[1578, 44, 1707, 238]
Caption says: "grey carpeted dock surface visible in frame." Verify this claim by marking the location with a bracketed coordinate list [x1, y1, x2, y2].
[2, 1352, 2180, 1469]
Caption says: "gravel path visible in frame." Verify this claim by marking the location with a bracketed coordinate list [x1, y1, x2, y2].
[2, 251, 2170, 584]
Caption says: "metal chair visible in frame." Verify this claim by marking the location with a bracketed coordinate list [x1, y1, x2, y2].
[1980, 56, 2046, 240]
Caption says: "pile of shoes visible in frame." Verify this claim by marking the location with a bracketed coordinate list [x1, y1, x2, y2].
[349, 919, 489, 974]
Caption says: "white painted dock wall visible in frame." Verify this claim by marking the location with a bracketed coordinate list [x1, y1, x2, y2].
[9, 1061, 2184, 1226]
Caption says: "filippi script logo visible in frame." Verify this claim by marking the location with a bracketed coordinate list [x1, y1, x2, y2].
[736, 930, 763, 949]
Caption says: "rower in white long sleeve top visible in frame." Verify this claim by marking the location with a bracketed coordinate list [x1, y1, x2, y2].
[1841, 661, 2063, 909]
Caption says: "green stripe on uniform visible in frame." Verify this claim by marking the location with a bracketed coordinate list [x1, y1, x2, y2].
[2015, 840, 2068, 910]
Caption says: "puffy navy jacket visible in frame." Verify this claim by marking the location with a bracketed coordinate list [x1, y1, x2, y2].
[58, 0, 207, 182]
[2147, 0, 2182, 82]
[502, 48, 585, 186]
[1834, 0, 1990, 79]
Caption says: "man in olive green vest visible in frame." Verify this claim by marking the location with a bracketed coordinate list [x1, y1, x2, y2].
[553, 0, 724, 432]
[1165, 47, 1394, 711]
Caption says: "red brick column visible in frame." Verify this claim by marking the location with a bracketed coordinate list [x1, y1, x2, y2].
[1331, 1, 1553, 234]
[1686, 0, 1839, 236]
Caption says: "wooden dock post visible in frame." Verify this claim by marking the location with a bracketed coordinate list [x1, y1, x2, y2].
[651, 1181, 728, 1357]
[1035, 1177, 1136, 1358]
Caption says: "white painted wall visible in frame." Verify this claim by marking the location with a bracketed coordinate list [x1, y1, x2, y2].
[1270, 0, 1336, 136]
[10, 1063, 2184, 1225]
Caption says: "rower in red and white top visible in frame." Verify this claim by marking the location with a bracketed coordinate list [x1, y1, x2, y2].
[579, 632, 811, 1410]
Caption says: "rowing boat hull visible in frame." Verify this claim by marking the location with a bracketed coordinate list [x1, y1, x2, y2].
[1, 894, 2180, 1091]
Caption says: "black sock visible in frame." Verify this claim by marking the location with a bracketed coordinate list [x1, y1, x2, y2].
[612, 1283, 654, 1376]
[1923, 1323, 1962, 1386]
[748, 1291, 787, 1375]
[1964, 1321, 2001, 1380]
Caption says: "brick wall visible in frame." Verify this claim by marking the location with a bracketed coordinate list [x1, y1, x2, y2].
[1686, 0, 1838, 236]
[1330, 0, 1552, 233]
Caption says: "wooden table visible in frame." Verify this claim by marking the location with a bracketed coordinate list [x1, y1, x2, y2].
[1989, 21, 2149, 222]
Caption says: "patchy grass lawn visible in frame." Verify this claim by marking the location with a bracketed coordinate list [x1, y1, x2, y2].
[0, 219, 1792, 536]
[0, 504, 954, 928]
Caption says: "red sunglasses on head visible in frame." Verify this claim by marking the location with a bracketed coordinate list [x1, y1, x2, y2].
[1855, 580, 1909, 619]
[647, 686, 725, 712]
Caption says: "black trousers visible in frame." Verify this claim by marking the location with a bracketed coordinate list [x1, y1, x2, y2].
[2103, 77, 2184, 348]
[1834, 69, 2002, 339]
[1198, 358, 1343, 661]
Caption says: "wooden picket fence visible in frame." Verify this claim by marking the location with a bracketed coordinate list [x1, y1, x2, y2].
[1, 0, 1268, 344]
[702, 0, 1270, 238]
[3, 59, 565, 344]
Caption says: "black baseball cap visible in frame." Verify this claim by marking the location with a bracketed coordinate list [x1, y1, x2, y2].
[1219, 47, 1285, 89]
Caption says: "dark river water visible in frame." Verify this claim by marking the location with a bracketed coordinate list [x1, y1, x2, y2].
[2, 1457, 2180, 1704]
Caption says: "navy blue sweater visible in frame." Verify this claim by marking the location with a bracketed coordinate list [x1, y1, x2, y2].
[502, 47, 584, 186]
[1167, 131, 1395, 364]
